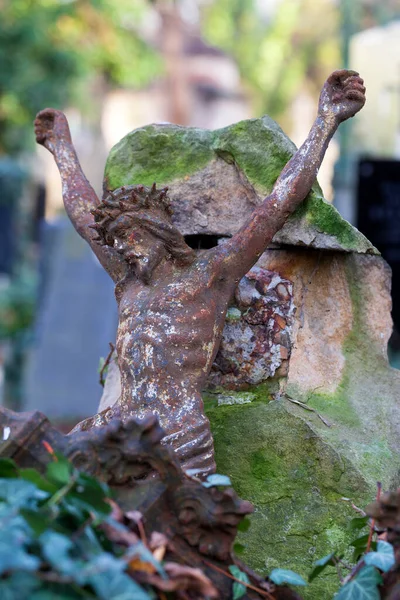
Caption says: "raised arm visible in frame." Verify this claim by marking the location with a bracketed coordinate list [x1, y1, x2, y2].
[34, 109, 127, 283]
[218, 70, 366, 280]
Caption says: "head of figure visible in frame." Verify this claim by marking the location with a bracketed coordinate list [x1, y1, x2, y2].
[89, 184, 194, 283]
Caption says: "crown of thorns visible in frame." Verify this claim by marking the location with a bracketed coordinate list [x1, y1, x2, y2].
[89, 183, 173, 247]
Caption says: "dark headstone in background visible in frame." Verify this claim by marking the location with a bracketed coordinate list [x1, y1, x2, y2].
[357, 158, 400, 334]
[0, 159, 25, 275]
[24, 219, 117, 421]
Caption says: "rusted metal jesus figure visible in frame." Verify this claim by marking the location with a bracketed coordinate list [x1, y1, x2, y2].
[34, 70, 365, 476]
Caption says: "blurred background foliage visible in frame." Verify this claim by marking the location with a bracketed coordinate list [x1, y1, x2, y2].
[202, 0, 340, 124]
[0, 0, 162, 155]
[2, 0, 399, 156]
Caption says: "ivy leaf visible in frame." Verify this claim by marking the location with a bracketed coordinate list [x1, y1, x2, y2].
[40, 531, 77, 576]
[0, 458, 18, 478]
[46, 459, 72, 487]
[90, 571, 151, 600]
[335, 566, 382, 600]
[67, 473, 111, 516]
[0, 479, 48, 507]
[0, 529, 40, 575]
[269, 569, 307, 586]
[77, 552, 125, 585]
[19, 468, 58, 494]
[31, 588, 83, 599]
[202, 473, 232, 488]
[20, 508, 49, 536]
[364, 541, 395, 573]
[309, 553, 336, 582]
[351, 534, 370, 549]
[349, 516, 369, 531]
[350, 534, 377, 562]
[0, 572, 40, 600]
[78, 553, 151, 599]
[229, 565, 250, 600]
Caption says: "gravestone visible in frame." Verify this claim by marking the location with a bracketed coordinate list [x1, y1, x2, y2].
[24, 219, 117, 421]
[99, 117, 400, 599]
[356, 158, 400, 334]
[0, 159, 25, 275]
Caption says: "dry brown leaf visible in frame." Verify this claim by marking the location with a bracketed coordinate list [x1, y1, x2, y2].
[128, 556, 157, 574]
[164, 562, 219, 598]
[134, 562, 218, 597]
[99, 519, 139, 547]
[149, 532, 168, 561]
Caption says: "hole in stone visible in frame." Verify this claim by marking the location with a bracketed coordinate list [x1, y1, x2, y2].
[184, 234, 230, 250]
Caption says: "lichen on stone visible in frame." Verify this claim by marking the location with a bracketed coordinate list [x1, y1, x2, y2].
[104, 115, 377, 254]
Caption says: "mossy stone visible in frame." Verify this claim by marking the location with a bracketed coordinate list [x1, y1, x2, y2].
[205, 397, 371, 600]
[204, 253, 400, 600]
[104, 116, 376, 254]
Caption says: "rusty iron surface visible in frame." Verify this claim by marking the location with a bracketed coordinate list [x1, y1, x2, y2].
[207, 266, 294, 389]
[0, 406, 272, 599]
[34, 71, 366, 476]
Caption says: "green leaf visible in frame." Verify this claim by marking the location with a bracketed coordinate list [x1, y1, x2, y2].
[40, 531, 77, 576]
[31, 588, 83, 600]
[20, 508, 49, 536]
[349, 516, 369, 531]
[237, 517, 251, 533]
[309, 553, 336, 582]
[335, 566, 382, 599]
[90, 572, 151, 600]
[350, 535, 377, 562]
[351, 534, 370, 549]
[46, 459, 72, 486]
[202, 473, 232, 488]
[19, 468, 58, 494]
[125, 540, 166, 578]
[78, 553, 151, 599]
[229, 565, 250, 600]
[0, 478, 48, 506]
[76, 552, 125, 584]
[269, 569, 307, 586]
[233, 542, 246, 556]
[68, 473, 111, 516]
[0, 458, 18, 478]
[76, 522, 104, 556]
[0, 529, 41, 575]
[364, 541, 395, 573]
[0, 572, 40, 600]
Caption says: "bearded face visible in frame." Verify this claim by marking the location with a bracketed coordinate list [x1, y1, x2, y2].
[107, 215, 168, 283]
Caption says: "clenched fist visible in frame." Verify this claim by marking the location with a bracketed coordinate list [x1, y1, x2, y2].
[34, 108, 72, 155]
[318, 70, 366, 124]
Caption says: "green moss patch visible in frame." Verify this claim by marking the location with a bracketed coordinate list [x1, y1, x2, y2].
[205, 399, 371, 600]
[104, 116, 377, 254]
[105, 124, 213, 189]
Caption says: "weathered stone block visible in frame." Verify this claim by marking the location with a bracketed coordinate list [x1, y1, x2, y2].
[102, 116, 400, 598]
[104, 117, 376, 253]
[205, 251, 400, 599]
